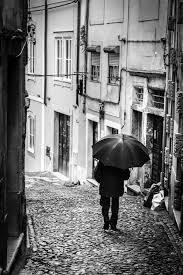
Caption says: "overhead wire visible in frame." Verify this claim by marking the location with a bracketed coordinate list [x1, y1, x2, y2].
[48, 1, 78, 10]
[29, 0, 78, 12]
[30, 0, 74, 9]
[25, 72, 87, 77]
[16, 40, 27, 57]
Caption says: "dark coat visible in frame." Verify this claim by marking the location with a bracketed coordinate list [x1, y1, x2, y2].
[94, 161, 130, 197]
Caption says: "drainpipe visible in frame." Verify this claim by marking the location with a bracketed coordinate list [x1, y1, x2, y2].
[83, 0, 89, 113]
[76, 0, 81, 106]
[44, 0, 48, 106]
[121, 0, 130, 130]
[117, 68, 123, 131]
[161, 0, 172, 187]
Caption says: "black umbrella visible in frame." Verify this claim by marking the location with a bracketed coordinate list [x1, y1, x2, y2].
[93, 134, 150, 169]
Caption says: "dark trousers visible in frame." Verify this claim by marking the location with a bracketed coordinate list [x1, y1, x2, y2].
[100, 196, 119, 226]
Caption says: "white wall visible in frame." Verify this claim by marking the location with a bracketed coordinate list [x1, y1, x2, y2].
[25, 1, 80, 181]
[25, 2, 45, 172]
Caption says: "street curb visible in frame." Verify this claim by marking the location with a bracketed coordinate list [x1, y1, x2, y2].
[27, 211, 38, 253]
[86, 179, 99, 187]
[156, 220, 183, 267]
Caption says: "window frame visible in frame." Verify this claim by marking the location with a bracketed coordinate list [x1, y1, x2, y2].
[27, 114, 36, 154]
[55, 36, 72, 83]
[132, 110, 142, 141]
[134, 87, 144, 105]
[90, 52, 100, 82]
[105, 0, 124, 24]
[28, 38, 36, 75]
[108, 53, 120, 85]
[138, 0, 160, 22]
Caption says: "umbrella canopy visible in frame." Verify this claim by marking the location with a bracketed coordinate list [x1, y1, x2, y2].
[93, 134, 150, 169]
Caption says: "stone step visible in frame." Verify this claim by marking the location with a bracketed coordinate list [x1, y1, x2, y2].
[87, 178, 99, 187]
[127, 184, 141, 196]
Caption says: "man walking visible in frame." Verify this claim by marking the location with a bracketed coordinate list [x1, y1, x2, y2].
[94, 161, 130, 231]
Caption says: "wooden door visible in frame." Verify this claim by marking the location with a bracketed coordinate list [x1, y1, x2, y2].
[151, 115, 163, 183]
[58, 113, 70, 177]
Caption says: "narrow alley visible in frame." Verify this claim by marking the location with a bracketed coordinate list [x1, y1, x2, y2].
[20, 173, 183, 275]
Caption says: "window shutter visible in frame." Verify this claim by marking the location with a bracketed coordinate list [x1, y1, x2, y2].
[109, 53, 119, 66]
[139, 0, 159, 21]
[91, 53, 100, 66]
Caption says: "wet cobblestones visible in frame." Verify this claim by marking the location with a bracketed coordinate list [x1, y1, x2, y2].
[20, 173, 183, 274]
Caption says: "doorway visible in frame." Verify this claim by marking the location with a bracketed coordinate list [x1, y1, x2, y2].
[54, 112, 70, 177]
[58, 113, 70, 177]
[92, 121, 98, 176]
[87, 119, 98, 178]
[151, 115, 163, 183]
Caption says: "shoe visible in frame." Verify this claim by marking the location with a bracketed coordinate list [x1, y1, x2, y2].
[103, 222, 109, 230]
[110, 225, 117, 231]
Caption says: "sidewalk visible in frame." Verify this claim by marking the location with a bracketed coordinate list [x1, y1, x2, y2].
[20, 172, 183, 275]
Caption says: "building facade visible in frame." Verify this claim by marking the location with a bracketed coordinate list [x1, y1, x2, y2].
[0, 0, 27, 273]
[162, 0, 183, 234]
[26, 1, 177, 206]
[25, 0, 183, 236]
[25, 0, 80, 182]
[77, 0, 168, 186]
[77, 0, 123, 182]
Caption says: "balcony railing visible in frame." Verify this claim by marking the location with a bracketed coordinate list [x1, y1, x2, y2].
[150, 90, 164, 109]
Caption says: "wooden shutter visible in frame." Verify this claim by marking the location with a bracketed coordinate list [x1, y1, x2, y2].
[89, 0, 104, 25]
[105, 0, 124, 23]
[91, 53, 100, 66]
[109, 53, 119, 66]
[139, 0, 159, 21]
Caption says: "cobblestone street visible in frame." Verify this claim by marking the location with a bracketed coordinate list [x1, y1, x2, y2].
[20, 173, 183, 275]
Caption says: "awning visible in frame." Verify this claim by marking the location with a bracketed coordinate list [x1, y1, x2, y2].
[103, 46, 120, 54]
[86, 45, 101, 53]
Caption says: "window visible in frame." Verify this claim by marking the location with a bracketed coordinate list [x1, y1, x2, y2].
[28, 39, 36, 74]
[132, 110, 142, 141]
[27, 114, 35, 154]
[56, 38, 63, 78]
[91, 53, 100, 81]
[112, 128, 118, 134]
[139, 0, 159, 21]
[105, 0, 124, 23]
[134, 87, 144, 104]
[89, 0, 104, 25]
[27, 22, 36, 74]
[108, 53, 119, 84]
[55, 37, 72, 82]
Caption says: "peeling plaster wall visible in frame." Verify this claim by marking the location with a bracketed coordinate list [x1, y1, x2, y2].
[78, 0, 168, 184]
